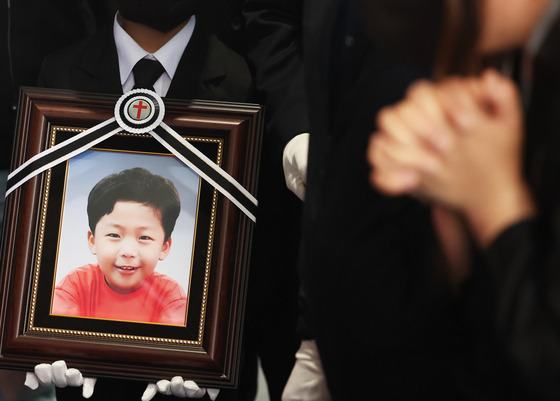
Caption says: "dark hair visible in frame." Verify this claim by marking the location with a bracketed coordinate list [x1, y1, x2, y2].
[87, 168, 181, 241]
[360, 0, 481, 76]
[360, 0, 445, 69]
[435, 0, 482, 76]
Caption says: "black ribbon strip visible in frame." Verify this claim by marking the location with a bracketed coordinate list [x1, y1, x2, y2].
[6, 119, 121, 197]
[6, 90, 257, 222]
[153, 124, 257, 222]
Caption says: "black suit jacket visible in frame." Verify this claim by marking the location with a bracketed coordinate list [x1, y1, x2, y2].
[38, 19, 253, 103]
[299, 0, 472, 399]
[37, 9, 309, 401]
[243, 0, 309, 164]
[37, 16, 254, 401]
[1, 0, 117, 169]
[240, 1, 307, 400]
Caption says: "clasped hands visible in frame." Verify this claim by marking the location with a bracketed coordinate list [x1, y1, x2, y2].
[24, 361, 219, 400]
[368, 68, 535, 247]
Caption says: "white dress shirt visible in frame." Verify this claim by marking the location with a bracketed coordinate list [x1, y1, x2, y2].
[113, 12, 196, 97]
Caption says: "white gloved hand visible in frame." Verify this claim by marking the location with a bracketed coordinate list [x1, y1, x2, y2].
[282, 133, 309, 201]
[24, 360, 97, 398]
[142, 377, 220, 401]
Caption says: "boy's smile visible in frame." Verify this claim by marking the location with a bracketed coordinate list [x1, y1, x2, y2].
[88, 200, 172, 294]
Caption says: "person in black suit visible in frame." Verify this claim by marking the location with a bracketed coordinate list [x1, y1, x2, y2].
[368, 0, 560, 399]
[241, 0, 308, 400]
[37, 2, 252, 102]
[286, 0, 475, 399]
[34, 1, 307, 400]
[35, 1, 251, 400]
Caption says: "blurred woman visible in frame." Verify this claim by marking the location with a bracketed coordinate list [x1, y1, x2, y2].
[367, 0, 560, 399]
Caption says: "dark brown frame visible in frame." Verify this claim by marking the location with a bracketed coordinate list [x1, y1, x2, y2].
[0, 87, 263, 388]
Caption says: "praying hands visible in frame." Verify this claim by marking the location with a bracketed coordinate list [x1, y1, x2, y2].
[368, 69, 536, 248]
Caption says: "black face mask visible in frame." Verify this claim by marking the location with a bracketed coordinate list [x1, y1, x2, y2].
[117, 0, 202, 32]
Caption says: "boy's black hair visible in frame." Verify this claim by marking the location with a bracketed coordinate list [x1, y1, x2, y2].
[87, 168, 181, 241]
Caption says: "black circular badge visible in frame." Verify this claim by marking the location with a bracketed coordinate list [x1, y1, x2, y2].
[115, 89, 165, 134]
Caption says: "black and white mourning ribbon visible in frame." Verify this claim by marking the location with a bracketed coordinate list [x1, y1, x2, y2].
[5, 118, 121, 197]
[5, 89, 258, 222]
[152, 123, 257, 222]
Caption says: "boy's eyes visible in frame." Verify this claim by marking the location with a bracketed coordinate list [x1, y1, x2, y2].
[104, 233, 153, 241]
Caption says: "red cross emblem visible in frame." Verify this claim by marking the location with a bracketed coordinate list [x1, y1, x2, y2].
[128, 99, 151, 120]
[116, 91, 164, 134]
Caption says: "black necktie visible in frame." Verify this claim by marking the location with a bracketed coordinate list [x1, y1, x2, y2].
[132, 58, 165, 92]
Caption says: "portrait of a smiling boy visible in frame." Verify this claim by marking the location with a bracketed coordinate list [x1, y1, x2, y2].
[52, 167, 188, 326]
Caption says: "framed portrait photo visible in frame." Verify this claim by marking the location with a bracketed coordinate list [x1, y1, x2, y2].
[0, 87, 263, 387]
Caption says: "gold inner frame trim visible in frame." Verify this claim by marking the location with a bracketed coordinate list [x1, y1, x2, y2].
[27, 126, 223, 346]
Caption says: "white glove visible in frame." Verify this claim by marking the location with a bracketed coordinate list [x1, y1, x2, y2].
[282, 133, 309, 201]
[142, 377, 220, 401]
[24, 360, 97, 398]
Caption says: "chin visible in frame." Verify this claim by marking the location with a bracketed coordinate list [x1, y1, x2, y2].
[477, 32, 528, 55]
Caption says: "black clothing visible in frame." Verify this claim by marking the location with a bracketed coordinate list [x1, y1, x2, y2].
[300, 1, 560, 400]
[243, 0, 309, 164]
[473, 14, 560, 400]
[38, 22, 253, 102]
[0, 0, 117, 169]
[240, 1, 309, 399]
[299, 0, 470, 399]
[198, 0, 245, 56]
[38, 14, 254, 401]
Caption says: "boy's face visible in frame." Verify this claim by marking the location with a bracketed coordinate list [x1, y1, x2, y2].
[88, 201, 172, 294]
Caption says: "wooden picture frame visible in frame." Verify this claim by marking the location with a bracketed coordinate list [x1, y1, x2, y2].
[0, 87, 263, 388]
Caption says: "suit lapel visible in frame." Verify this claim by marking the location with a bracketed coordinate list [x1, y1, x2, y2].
[166, 21, 228, 100]
[72, 25, 123, 95]
[67, 21, 230, 100]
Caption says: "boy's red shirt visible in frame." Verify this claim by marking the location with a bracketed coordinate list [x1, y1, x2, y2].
[52, 264, 187, 325]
